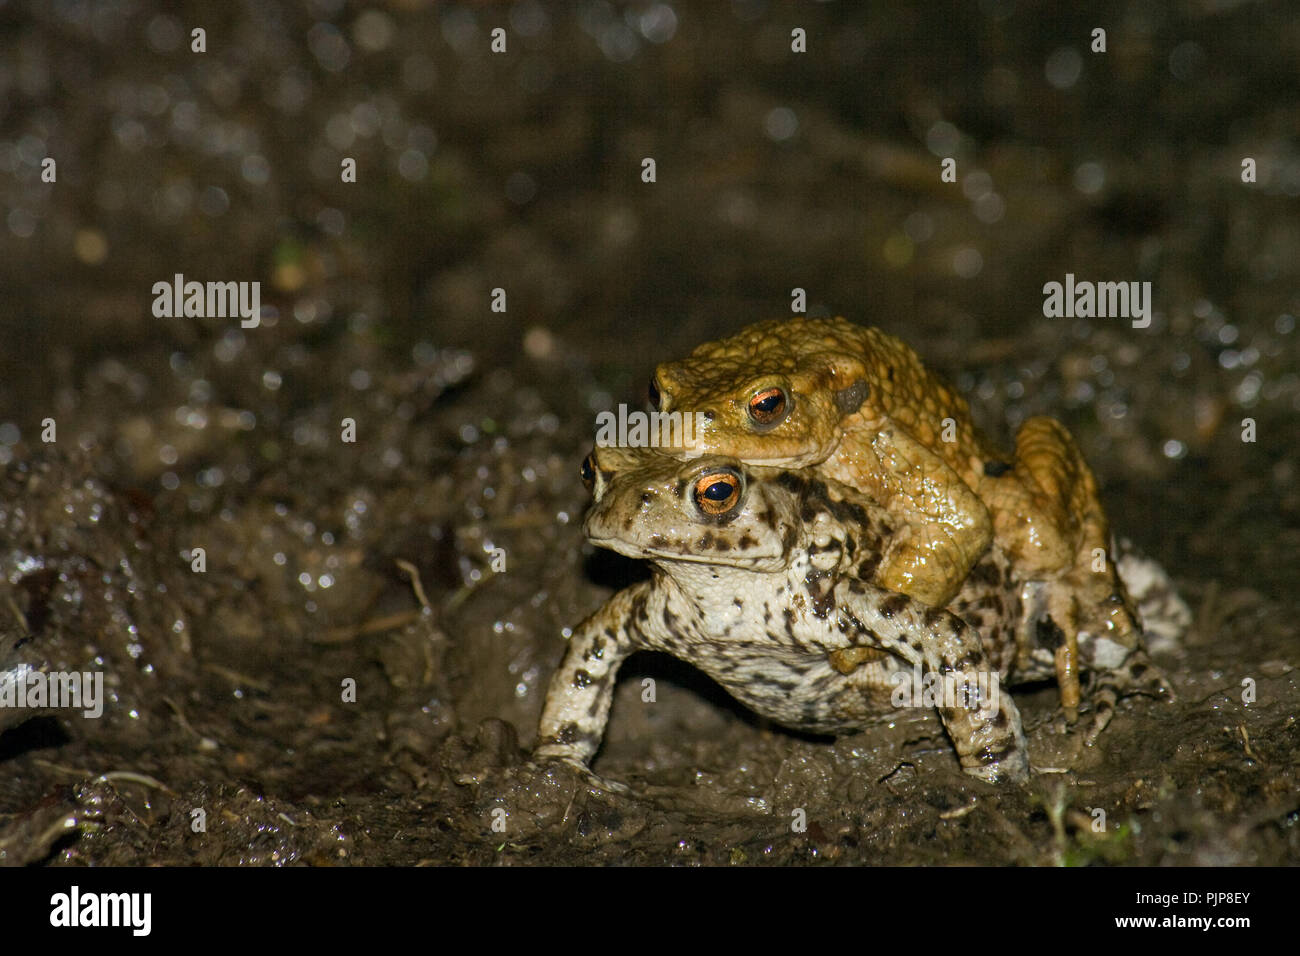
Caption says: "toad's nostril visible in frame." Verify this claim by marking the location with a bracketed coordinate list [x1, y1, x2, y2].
[640, 492, 653, 508]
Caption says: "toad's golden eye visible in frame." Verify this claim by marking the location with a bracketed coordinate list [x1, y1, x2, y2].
[747, 386, 788, 426]
[693, 470, 741, 516]
[580, 453, 596, 492]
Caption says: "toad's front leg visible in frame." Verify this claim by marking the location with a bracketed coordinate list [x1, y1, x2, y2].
[534, 581, 652, 773]
[828, 426, 992, 607]
[828, 582, 1029, 783]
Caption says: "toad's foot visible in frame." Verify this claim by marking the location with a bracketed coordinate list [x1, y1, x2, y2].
[529, 753, 632, 795]
[1048, 548, 1152, 725]
[1082, 647, 1176, 746]
[964, 741, 1031, 784]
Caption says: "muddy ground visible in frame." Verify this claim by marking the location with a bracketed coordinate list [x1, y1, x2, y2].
[0, 1, 1296, 866]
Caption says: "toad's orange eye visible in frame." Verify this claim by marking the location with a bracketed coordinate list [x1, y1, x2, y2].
[580, 453, 596, 492]
[747, 387, 788, 426]
[693, 471, 741, 515]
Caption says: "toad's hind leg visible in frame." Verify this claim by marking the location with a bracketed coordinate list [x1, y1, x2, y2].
[986, 416, 1143, 723]
[1081, 541, 1179, 742]
[828, 583, 1029, 782]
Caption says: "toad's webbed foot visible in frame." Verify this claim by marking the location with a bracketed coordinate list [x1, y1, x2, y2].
[527, 755, 632, 795]
[1082, 647, 1175, 746]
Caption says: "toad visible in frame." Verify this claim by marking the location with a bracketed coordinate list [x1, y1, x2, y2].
[534, 446, 1033, 785]
[650, 317, 1159, 734]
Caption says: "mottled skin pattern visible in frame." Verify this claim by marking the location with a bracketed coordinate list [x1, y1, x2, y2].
[535, 449, 1180, 790]
[947, 535, 1173, 746]
[652, 316, 1149, 729]
[536, 447, 1032, 785]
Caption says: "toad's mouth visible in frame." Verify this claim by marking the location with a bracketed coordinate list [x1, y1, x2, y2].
[671, 444, 826, 470]
[585, 526, 786, 568]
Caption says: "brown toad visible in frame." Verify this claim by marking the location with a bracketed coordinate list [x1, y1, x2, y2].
[535, 446, 1032, 785]
[650, 317, 1163, 734]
